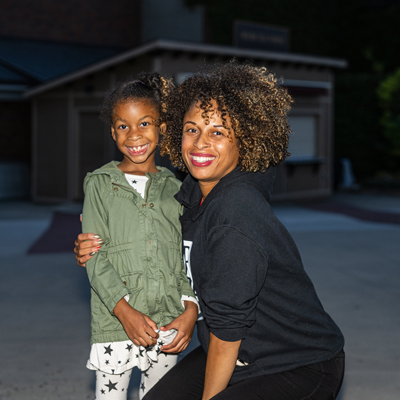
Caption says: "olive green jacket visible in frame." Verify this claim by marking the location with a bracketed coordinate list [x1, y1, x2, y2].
[82, 161, 195, 344]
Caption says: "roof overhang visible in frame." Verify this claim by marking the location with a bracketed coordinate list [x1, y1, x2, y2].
[0, 84, 30, 100]
[24, 39, 347, 98]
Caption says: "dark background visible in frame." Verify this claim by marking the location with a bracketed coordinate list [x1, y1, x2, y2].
[1, 0, 400, 190]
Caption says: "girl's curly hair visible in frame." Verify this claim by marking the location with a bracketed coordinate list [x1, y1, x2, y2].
[160, 62, 292, 172]
[99, 72, 174, 126]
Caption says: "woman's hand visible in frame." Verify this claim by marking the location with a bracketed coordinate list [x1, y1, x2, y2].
[113, 298, 159, 347]
[159, 301, 198, 353]
[74, 233, 103, 267]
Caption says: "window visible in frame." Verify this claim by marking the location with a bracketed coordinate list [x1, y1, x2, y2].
[287, 115, 317, 160]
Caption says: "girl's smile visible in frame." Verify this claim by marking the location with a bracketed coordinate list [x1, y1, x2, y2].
[111, 100, 164, 174]
[126, 143, 150, 156]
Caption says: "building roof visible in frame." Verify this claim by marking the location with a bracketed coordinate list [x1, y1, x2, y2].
[0, 37, 120, 85]
[25, 39, 347, 98]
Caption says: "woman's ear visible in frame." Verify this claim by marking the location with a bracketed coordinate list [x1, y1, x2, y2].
[159, 122, 166, 134]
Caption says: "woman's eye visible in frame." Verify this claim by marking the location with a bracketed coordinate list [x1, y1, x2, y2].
[185, 128, 197, 134]
[212, 131, 223, 136]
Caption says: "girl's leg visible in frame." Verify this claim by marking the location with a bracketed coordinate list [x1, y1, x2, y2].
[139, 353, 178, 399]
[95, 370, 132, 400]
[211, 350, 345, 400]
[143, 345, 207, 400]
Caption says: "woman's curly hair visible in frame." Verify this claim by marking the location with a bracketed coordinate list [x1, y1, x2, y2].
[160, 62, 292, 172]
[99, 72, 174, 126]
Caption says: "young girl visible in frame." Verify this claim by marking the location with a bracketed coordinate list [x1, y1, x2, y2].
[81, 73, 198, 400]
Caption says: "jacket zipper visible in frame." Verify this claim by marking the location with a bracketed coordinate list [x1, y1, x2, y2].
[145, 174, 153, 203]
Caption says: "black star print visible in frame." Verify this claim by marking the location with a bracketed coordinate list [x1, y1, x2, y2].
[102, 374, 106, 378]
[132, 180, 137, 184]
[119, 372, 125, 377]
[139, 348, 145, 357]
[104, 345, 113, 356]
[100, 389, 105, 394]
[158, 341, 165, 346]
[140, 382, 146, 392]
[135, 354, 139, 358]
[126, 344, 133, 351]
[126, 358, 130, 364]
[156, 347, 162, 355]
[144, 371, 149, 378]
[118, 360, 121, 364]
[105, 360, 109, 365]
[105, 380, 118, 392]
[111, 369, 115, 374]
[122, 388, 125, 391]
[165, 364, 169, 368]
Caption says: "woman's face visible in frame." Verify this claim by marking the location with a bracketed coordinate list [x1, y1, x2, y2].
[181, 100, 240, 196]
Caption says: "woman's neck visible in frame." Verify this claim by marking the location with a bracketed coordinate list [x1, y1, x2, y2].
[198, 180, 219, 199]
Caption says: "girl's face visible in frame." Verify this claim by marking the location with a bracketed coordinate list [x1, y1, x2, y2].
[182, 100, 240, 197]
[111, 100, 164, 174]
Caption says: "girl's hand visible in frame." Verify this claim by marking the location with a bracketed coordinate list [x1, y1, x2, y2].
[113, 298, 159, 347]
[74, 233, 103, 267]
[160, 301, 198, 353]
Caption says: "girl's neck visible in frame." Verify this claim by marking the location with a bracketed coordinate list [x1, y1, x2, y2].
[117, 159, 158, 175]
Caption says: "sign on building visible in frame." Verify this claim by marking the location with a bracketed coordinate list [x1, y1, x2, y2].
[234, 21, 289, 52]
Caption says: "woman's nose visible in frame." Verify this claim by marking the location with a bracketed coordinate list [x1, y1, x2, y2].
[194, 132, 209, 149]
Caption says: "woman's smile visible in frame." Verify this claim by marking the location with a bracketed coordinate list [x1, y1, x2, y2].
[189, 153, 216, 166]
[182, 100, 240, 198]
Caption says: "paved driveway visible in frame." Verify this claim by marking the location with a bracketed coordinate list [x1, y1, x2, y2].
[1, 193, 399, 399]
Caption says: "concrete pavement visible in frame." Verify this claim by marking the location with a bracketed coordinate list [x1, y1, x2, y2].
[0, 192, 399, 399]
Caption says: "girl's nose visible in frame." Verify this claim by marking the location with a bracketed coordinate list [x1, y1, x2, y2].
[127, 129, 143, 141]
[194, 132, 210, 149]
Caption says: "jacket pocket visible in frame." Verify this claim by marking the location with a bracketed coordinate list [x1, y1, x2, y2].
[165, 240, 183, 274]
[107, 242, 144, 275]
[121, 272, 148, 315]
[164, 271, 185, 315]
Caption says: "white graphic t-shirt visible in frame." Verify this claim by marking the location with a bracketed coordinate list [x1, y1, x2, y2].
[125, 173, 148, 198]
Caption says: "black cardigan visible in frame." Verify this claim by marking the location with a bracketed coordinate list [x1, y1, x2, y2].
[176, 166, 344, 384]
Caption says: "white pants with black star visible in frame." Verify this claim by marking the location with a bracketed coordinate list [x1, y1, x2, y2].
[95, 353, 178, 400]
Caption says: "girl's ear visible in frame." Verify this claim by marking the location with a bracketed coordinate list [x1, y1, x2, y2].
[159, 122, 166, 134]
[111, 126, 116, 141]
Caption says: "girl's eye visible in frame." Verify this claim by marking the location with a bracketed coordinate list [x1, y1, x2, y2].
[118, 124, 127, 130]
[212, 131, 223, 136]
[140, 121, 150, 127]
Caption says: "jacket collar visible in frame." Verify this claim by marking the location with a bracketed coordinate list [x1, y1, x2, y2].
[84, 161, 175, 191]
[175, 165, 276, 221]
[175, 165, 246, 220]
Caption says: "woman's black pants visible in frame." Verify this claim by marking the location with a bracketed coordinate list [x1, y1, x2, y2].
[143, 346, 345, 400]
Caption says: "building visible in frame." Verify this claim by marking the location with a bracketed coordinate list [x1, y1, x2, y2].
[0, 0, 346, 201]
[25, 39, 346, 202]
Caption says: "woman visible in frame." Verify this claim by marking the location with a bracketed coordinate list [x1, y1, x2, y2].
[75, 63, 344, 400]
